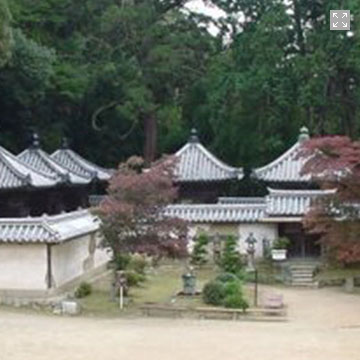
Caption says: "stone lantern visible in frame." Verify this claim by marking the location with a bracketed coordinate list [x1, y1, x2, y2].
[245, 233, 257, 271]
[182, 267, 197, 295]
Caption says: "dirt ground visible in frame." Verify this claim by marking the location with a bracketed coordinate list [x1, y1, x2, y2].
[1, 286, 360, 360]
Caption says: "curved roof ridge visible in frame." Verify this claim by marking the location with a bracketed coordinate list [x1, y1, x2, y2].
[18, 148, 91, 185]
[254, 141, 300, 174]
[253, 141, 311, 183]
[66, 148, 111, 174]
[175, 139, 243, 182]
[253, 127, 313, 183]
[195, 142, 242, 174]
[51, 148, 112, 181]
[0, 146, 56, 189]
[0, 147, 29, 186]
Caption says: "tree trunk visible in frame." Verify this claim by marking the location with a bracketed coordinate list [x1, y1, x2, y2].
[144, 113, 157, 166]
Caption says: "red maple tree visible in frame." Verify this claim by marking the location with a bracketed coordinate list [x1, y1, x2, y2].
[97, 155, 188, 259]
[299, 136, 360, 264]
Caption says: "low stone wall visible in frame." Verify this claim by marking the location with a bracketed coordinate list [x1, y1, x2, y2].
[317, 277, 360, 288]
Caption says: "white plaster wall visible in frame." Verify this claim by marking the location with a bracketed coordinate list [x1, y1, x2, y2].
[51, 236, 88, 288]
[0, 244, 47, 290]
[94, 232, 112, 268]
[51, 231, 110, 288]
[238, 223, 279, 257]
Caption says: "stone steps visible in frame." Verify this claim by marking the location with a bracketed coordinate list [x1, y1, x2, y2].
[288, 262, 318, 287]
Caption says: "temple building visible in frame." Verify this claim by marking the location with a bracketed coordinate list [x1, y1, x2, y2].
[0, 135, 113, 218]
[175, 129, 243, 203]
[169, 126, 328, 260]
[0, 144, 59, 217]
[0, 126, 334, 298]
[0, 136, 113, 300]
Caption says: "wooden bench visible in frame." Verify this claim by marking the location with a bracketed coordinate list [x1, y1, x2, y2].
[140, 304, 187, 318]
[264, 294, 284, 309]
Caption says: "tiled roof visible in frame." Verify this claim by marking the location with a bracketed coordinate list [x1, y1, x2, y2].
[18, 147, 91, 185]
[218, 197, 266, 205]
[166, 188, 334, 223]
[253, 127, 311, 183]
[175, 129, 243, 182]
[266, 188, 335, 216]
[0, 210, 100, 243]
[0, 146, 56, 190]
[165, 203, 265, 223]
[51, 145, 112, 182]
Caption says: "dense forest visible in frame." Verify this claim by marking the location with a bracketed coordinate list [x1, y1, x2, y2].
[0, 0, 359, 169]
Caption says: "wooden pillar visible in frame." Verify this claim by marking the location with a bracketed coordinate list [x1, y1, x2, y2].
[46, 244, 53, 289]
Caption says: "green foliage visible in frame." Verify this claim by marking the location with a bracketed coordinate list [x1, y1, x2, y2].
[219, 235, 243, 275]
[124, 270, 146, 287]
[272, 237, 291, 250]
[223, 294, 249, 310]
[5, 29, 55, 101]
[203, 278, 249, 309]
[112, 253, 131, 271]
[75, 282, 92, 298]
[0, 0, 12, 67]
[215, 272, 238, 284]
[128, 254, 148, 275]
[190, 233, 209, 266]
[223, 279, 248, 310]
[202, 280, 226, 306]
[1, 0, 360, 168]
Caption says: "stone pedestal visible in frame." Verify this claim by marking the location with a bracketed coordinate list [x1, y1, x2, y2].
[344, 277, 354, 293]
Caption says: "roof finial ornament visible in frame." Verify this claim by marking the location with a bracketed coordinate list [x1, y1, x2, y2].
[298, 126, 310, 142]
[31, 131, 40, 149]
[61, 137, 69, 149]
[189, 128, 199, 143]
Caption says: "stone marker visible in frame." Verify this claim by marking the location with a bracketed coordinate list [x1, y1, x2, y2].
[344, 277, 354, 293]
[61, 300, 81, 315]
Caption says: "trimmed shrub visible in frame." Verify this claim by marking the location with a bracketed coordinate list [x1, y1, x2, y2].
[223, 295, 249, 310]
[224, 279, 243, 296]
[125, 271, 146, 287]
[223, 280, 249, 310]
[75, 282, 92, 298]
[202, 280, 226, 306]
[219, 235, 243, 274]
[191, 233, 209, 266]
[216, 272, 238, 284]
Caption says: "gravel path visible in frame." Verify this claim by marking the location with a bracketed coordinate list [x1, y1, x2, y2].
[1, 286, 360, 360]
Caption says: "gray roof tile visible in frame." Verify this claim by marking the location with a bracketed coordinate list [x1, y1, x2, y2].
[51, 148, 112, 182]
[18, 148, 91, 185]
[0, 146, 57, 190]
[175, 130, 243, 182]
[166, 188, 334, 223]
[0, 210, 99, 243]
[253, 127, 311, 183]
[165, 203, 265, 223]
[266, 188, 335, 216]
